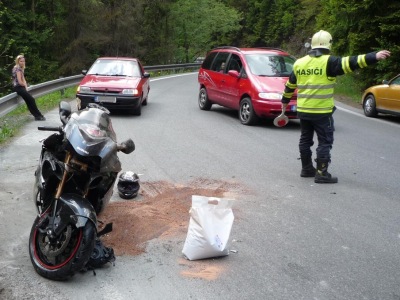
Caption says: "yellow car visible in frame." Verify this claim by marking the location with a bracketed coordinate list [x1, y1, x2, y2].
[362, 74, 400, 117]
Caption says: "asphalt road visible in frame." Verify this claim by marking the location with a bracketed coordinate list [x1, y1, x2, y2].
[1, 72, 400, 300]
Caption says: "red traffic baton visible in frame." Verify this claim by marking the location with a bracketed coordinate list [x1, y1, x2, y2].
[273, 112, 289, 127]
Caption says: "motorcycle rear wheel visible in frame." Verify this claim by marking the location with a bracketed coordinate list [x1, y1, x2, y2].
[29, 212, 96, 281]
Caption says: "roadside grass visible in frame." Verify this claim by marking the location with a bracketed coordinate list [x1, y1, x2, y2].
[0, 87, 76, 146]
[335, 75, 363, 104]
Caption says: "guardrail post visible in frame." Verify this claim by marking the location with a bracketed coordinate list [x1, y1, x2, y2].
[59, 76, 65, 97]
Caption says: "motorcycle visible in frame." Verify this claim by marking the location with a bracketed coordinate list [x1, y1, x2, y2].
[28, 101, 135, 280]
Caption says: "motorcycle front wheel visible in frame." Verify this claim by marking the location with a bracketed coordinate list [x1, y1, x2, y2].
[29, 212, 96, 281]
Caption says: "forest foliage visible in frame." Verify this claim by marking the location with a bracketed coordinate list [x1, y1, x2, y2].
[0, 0, 399, 96]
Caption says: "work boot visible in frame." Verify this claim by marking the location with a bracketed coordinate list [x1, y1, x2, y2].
[300, 156, 316, 177]
[314, 158, 338, 183]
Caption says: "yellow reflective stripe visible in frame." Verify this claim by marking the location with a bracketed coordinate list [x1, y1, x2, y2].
[297, 84, 336, 89]
[357, 55, 367, 68]
[298, 106, 333, 111]
[286, 82, 297, 89]
[298, 107, 333, 113]
[342, 57, 351, 74]
[298, 93, 334, 99]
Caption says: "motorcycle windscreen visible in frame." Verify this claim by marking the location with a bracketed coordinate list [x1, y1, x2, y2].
[64, 111, 122, 173]
[69, 108, 117, 142]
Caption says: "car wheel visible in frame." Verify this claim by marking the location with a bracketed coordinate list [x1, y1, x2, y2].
[132, 101, 142, 116]
[142, 95, 148, 106]
[143, 88, 149, 106]
[239, 97, 258, 125]
[363, 94, 378, 117]
[198, 87, 212, 110]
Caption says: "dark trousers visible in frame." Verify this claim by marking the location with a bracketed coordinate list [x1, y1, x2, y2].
[14, 86, 43, 118]
[299, 114, 335, 160]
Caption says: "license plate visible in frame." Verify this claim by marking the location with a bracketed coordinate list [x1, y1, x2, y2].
[291, 105, 297, 112]
[95, 96, 116, 103]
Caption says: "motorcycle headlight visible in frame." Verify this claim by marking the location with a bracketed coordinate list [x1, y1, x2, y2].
[258, 92, 282, 100]
[81, 124, 107, 138]
[122, 88, 139, 95]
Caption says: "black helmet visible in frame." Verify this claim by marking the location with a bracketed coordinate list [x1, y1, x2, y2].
[86, 238, 115, 269]
[117, 171, 140, 199]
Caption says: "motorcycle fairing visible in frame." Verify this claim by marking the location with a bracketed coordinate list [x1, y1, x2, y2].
[33, 150, 65, 213]
[53, 193, 97, 236]
[64, 117, 122, 173]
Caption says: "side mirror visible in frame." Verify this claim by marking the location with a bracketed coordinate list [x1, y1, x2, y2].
[82, 70, 87, 75]
[228, 70, 240, 78]
[143, 72, 151, 78]
[118, 138, 135, 154]
[59, 101, 71, 125]
[382, 80, 389, 85]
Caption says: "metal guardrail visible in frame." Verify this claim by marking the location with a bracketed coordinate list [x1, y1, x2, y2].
[0, 63, 201, 118]
[0, 75, 84, 118]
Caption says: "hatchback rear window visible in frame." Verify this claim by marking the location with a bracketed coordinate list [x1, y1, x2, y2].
[245, 54, 295, 77]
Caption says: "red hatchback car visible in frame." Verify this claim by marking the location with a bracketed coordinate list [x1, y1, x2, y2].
[76, 57, 150, 115]
[198, 47, 297, 125]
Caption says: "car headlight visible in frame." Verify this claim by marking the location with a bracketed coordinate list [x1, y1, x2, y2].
[78, 86, 92, 93]
[258, 92, 282, 100]
[122, 89, 139, 95]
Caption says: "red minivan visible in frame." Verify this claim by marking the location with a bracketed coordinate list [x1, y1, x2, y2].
[198, 47, 297, 125]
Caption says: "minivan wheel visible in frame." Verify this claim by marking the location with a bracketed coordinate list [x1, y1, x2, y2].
[239, 97, 258, 125]
[363, 95, 378, 117]
[199, 88, 212, 110]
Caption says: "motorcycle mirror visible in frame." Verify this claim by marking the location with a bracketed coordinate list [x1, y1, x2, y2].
[118, 139, 135, 154]
[59, 101, 72, 125]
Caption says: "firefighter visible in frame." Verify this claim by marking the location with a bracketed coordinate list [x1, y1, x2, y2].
[281, 30, 390, 183]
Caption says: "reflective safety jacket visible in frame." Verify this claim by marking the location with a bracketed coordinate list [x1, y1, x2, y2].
[281, 49, 378, 115]
[293, 55, 334, 113]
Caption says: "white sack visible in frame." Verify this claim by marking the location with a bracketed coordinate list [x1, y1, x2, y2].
[182, 195, 234, 260]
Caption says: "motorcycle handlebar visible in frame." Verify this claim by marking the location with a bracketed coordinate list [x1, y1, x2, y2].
[38, 126, 62, 132]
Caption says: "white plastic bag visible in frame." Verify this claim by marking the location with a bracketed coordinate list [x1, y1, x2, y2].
[182, 195, 234, 260]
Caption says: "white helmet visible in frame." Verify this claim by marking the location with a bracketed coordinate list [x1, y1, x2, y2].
[311, 30, 332, 50]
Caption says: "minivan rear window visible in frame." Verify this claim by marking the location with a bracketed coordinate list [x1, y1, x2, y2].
[210, 52, 230, 72]
[201, 52, 218, 70]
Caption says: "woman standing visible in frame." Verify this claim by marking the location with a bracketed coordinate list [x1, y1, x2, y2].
[12, 54, 45, 121]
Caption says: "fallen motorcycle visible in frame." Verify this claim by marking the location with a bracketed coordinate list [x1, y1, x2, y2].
[28, 101, 135, 280]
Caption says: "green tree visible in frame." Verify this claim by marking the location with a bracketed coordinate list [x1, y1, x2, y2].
[221, 0, 272, 47]
[170, 0, 242, 62]
[0, 0, 63, 95]
[140, 0, 175, 64]
[316, 0, 400, 88]
[0, 1, 16, 93]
